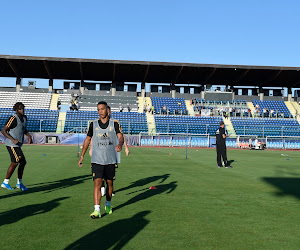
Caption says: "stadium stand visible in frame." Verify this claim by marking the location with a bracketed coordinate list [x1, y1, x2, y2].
[151, 97, 188, 115]
[154, 115, 222, 135]
[231, 117, 300, 137]
[58, 94, 72, 104]
[0, 91, 51, 109]
[64, 111, 147, 134]
[252, 100, 292, 118]
[78, 95, 138, 112]
[0, 108, 58, 132]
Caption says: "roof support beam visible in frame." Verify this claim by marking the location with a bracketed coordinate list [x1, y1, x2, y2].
[79, 62, 84, 81]
[112, 64, 116, 81]
[43, 60, 52, 79]
[143, 65, 150, 83]
[265, 70, 282, 84]
[7, 59, 20, 78]
[235, 69, 249, 84]
[174, 66, 183, 84]
[202, 68, 216, 84]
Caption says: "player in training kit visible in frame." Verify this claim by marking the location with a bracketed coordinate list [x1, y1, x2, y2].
[79, 101, 124, 218]
[1, 102, 32, 191]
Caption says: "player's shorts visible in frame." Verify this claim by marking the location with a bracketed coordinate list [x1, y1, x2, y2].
[91, 163, 116, 181]
[6, 146, 26, 164]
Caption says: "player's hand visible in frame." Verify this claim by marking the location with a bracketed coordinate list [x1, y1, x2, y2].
[115, 144, 122, 152]
[125, 147, 130, 156]
[78, 156, 83, 167]
[12, 139, 20, 145]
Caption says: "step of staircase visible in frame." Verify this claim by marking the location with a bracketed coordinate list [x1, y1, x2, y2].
[50, 94, 59, 110]
[146, 113, 156, 134]
[185, 100, 195, 116]
[56, 112, 66, 133]
[223, 117, 236, 137]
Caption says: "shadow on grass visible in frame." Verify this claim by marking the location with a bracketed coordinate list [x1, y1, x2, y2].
[0, 175, 90, 200]
[228, 160, 235, 165]
[263, 177, 300, 199]
[114, 181, 177, 212]
[65, 211, 150, 250]
[0, 197, 69, 227]
[115, 174, 170, 194]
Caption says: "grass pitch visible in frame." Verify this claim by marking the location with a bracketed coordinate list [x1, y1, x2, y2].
[0, 145, 299, 249]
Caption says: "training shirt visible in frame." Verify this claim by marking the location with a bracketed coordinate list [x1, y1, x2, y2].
[4, 115, 28, 147]
[87, 119, 122, 137]
[216, 126, 226, 146]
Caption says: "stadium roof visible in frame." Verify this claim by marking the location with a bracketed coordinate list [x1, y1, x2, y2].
[1, 54, 300, 88]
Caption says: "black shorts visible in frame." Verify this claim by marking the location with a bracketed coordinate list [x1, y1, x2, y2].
[6, 146, 26, 164]
[91, 163, 117, 181]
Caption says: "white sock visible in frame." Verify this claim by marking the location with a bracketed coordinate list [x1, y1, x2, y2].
[17, 179, 22, 185]
[4, 179, 9, 184]
[94, 205, 100, 212]
[106, 200, 111, 207]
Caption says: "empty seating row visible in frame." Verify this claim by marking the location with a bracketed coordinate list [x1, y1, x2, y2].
[154, 115, 222, 135]
[151, 97, 187, 114]
[0, 108, 58, 132]
[0, 92, 51, 109]
[64, 111, 147, 134]
[252, 100, 291, 118]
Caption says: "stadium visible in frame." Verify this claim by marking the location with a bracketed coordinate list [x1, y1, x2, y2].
[0, 54, 299, 249]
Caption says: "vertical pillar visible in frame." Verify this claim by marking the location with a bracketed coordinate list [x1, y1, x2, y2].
[259, 86, 264, 101]
[288, 87, 293, 102]
[16, 78, 21, 92]
[200, 85, 205, 100]
[230, 85, 234, 101]
[111, 81, 116, 96]
[141, 82, 146, 104]
[80, 80, 85, 94]
[171, 83, 176, 98]
[49, 79, 53, 92]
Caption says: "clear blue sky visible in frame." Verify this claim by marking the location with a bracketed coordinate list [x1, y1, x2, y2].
[1, 0, 300, 89]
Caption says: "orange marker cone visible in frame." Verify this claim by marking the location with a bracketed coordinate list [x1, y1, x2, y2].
[149, 186, 157, 190]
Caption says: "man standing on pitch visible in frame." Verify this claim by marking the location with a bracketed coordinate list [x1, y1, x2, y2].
[78, 101, 124, 219]
[1, 102, 32, 191]
[216, 121, 232, 168]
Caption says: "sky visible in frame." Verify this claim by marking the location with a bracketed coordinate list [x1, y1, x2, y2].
[0, 0, 300, 91]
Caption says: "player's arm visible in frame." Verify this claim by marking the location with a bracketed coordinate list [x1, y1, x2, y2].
[116, 132, 124, 152]
[1, 117, 19, 145]
[89, 138, 92, 157]
[114, 120, 124, 152]
[24, 117, 32, 143]
[124, 135, 130, 156]
[78, 122, 93, 167]
[78, 135, 92, 167]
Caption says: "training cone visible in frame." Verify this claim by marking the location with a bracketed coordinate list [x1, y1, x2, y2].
[169, 153, 172, 155]
[149, 186, 157, 190]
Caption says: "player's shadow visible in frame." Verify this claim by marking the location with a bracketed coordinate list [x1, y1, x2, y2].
[115, 174, 170, 194]
[114, 181, 177, 212]
[228, 160, 235, 165]
[0, 175, 90, 200]
[0, 197, 68, 227]
[263, 177, 300, 200]
[65, 211, 150, 250]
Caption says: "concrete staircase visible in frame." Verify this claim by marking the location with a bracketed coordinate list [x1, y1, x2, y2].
[223, 117, 236, 136]
[291, 101, 300, 124]
[137, 97, 152, 113]
[247, 101, 255, 116]
[137, 97, 144, 113]
[185, 100, 195, 116]
[56, 112, 66, 133]
[285, 101, 297, 118]
[50, 94, 59, 110]
[146, 113, 156, 134]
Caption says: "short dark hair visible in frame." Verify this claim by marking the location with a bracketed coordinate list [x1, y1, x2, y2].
[107, 105, 111, 110]
[97, 101, 107, 106]
[13, 102, 25, 111]
[220, 121, 224, 126]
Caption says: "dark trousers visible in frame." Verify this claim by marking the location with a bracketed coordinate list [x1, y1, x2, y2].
[216, 145, 228, 167]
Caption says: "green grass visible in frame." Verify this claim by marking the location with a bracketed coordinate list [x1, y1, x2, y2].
[0, 145, 299, 249]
